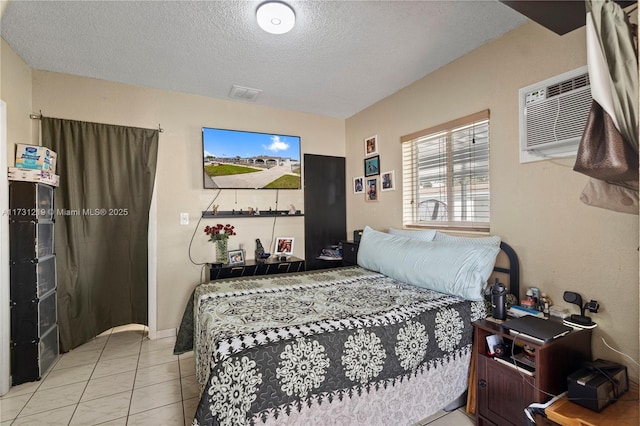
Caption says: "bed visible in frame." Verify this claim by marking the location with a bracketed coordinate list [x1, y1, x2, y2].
[177, 227, 519, 426]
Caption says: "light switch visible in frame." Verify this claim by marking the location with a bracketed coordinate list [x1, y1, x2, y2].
[180, 212, 189, 225]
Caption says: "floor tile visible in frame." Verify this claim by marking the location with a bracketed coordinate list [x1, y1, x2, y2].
[127, 401, 184, 426]
[20, 380, 86, 417]
[53, 348, 103, 370]
[183, 397, 199, 426]
[137, 347, 177, 369]
[180, 374, 200, 401]
[92, 354, 139, 379]
[0, 380, 41, 399]
[134, 361, 180, 389]
[140, 336, 176, 353]
[179, 356, 196, 377]
[71, 335, 109, 353]
[95, 416, 128, 425]
[129, 378, 182, 415]
[81, 370, 136, 402]
[101, 340, 142, 360]
[427, 409, 475, 425]
[11, 404, 77, 426]
[69, 390, 132, 425]
[0, 393, 31, 422]
[39, 362, 94, 390]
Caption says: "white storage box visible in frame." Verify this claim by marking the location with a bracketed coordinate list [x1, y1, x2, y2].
[8, 167, 60, 187]
[14, 144, 57, 172]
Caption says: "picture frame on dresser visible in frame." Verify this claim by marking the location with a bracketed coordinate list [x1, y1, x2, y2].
[275, 237, 294, 256]
[227, 249, 244, 265]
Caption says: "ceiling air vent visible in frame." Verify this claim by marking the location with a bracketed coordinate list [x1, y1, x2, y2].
[229, 85, 262, 102]
[519, 66, 591, 164]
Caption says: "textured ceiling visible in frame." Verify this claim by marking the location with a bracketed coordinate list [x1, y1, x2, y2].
[1, 1, 528, 119]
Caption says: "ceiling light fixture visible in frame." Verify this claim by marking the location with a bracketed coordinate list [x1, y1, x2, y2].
[256, 1, 295, 35]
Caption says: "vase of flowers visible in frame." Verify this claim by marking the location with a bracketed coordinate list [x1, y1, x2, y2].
[204, 224, 236, 263]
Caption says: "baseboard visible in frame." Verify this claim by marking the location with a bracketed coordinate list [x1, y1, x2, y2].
[152, 328, 177, 340]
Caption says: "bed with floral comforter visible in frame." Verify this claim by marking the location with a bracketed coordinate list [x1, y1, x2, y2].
[189, 266, 486, 425]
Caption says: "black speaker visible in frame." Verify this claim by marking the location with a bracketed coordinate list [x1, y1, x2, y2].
[353, 229, 363, 243]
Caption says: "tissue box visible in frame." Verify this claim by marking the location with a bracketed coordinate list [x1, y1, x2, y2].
[15, 144, 56, 173]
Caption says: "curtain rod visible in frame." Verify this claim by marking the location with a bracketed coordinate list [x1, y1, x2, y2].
[29, 111, 164, 133]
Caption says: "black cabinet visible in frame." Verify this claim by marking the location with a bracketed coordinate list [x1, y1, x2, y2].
[340, 241, 359, 266]
[210, 257, 305, 281]
[303, 154, 346, 270]
[9, 181, 59, 385]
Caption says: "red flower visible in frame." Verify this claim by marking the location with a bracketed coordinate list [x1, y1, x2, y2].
[204, 223, 236, 241]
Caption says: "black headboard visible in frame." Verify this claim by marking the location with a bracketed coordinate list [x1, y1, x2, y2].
[493, 242, 520, 298]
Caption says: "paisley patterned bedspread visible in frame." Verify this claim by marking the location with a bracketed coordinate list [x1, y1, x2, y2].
[191, 267, 485, 426]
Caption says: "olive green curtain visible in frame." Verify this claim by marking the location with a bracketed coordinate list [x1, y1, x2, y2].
[42, 117, 159, 352]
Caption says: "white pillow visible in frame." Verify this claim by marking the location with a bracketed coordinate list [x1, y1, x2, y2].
[388, 227, 436, 242]
[357, 226, 499, 301]
[434, 231, 501, 247]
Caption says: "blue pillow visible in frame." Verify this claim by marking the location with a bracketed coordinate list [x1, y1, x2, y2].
[433, 231, 501, 246]
[357, 226, 499, 301]
[388, 227, 436, 241]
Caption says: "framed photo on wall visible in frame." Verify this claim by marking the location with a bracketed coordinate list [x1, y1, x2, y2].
[275, 237, 295, 256]
[366, 178, 378, 202]
[354, 176, 364, 194]
[364, 155, 380, 177]
[381, 170, 395, 191]
[364, 135, 378, 156]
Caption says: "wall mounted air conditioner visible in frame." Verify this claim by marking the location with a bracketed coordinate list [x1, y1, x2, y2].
[519, 66, 591, 164]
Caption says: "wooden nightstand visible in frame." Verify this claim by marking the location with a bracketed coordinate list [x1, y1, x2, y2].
[473, 319, 592, 426]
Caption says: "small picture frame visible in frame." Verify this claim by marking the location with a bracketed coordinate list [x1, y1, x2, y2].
[353, 176, 364, 194]
[366, 178, 378, 201]
[381, 170, 395, 191]
[364, 135, 378, 156]
[228, 249, 245, 265]
[364, 155, 380, 177]
[274, 237, 294, 256]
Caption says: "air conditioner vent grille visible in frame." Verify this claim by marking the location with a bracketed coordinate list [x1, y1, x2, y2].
[519, 66, 591, 163]
[525, 86, 592, 148]
[546, 73, 590, 98]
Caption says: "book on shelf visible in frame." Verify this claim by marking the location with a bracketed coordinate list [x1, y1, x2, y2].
[494, 355, 536, 376]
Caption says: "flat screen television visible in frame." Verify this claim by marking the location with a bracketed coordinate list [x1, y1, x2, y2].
[202, 127, 302, 189]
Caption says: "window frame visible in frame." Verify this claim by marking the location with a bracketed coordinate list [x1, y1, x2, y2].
[401, 110, 491, 232]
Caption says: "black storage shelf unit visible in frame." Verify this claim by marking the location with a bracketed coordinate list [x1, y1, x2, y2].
[9, 181, 59, 385]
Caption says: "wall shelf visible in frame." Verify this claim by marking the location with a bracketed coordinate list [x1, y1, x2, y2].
[201, 210, 303, 219]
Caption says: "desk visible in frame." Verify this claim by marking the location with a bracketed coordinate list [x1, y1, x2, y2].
[545, 385, 638, 426]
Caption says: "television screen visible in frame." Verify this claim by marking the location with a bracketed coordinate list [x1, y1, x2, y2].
[202, 128, 302, 189]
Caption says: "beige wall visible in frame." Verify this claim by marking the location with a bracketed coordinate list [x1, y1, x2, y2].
[346, 21, 639, 379]
[29, 70, 345, 331]
[1, 38, 33, 161]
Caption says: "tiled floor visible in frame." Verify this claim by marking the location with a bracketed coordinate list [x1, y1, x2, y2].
[1, 324, 475, 425]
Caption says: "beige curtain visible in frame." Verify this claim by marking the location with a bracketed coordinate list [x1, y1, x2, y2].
[42, 117, 159, 352]
[574, 0, 639, 214]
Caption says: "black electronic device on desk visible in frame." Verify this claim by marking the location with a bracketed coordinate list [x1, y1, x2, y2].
[502, 315, 572, 344]
[567, 359, 629, 412]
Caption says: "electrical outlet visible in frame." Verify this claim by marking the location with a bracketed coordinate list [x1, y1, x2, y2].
[180, 212, 189, 225]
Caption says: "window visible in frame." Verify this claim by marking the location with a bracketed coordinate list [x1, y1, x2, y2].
[401, 110, 490, 231]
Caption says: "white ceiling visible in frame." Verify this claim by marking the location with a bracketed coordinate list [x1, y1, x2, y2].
[1, 1, 528, 119]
